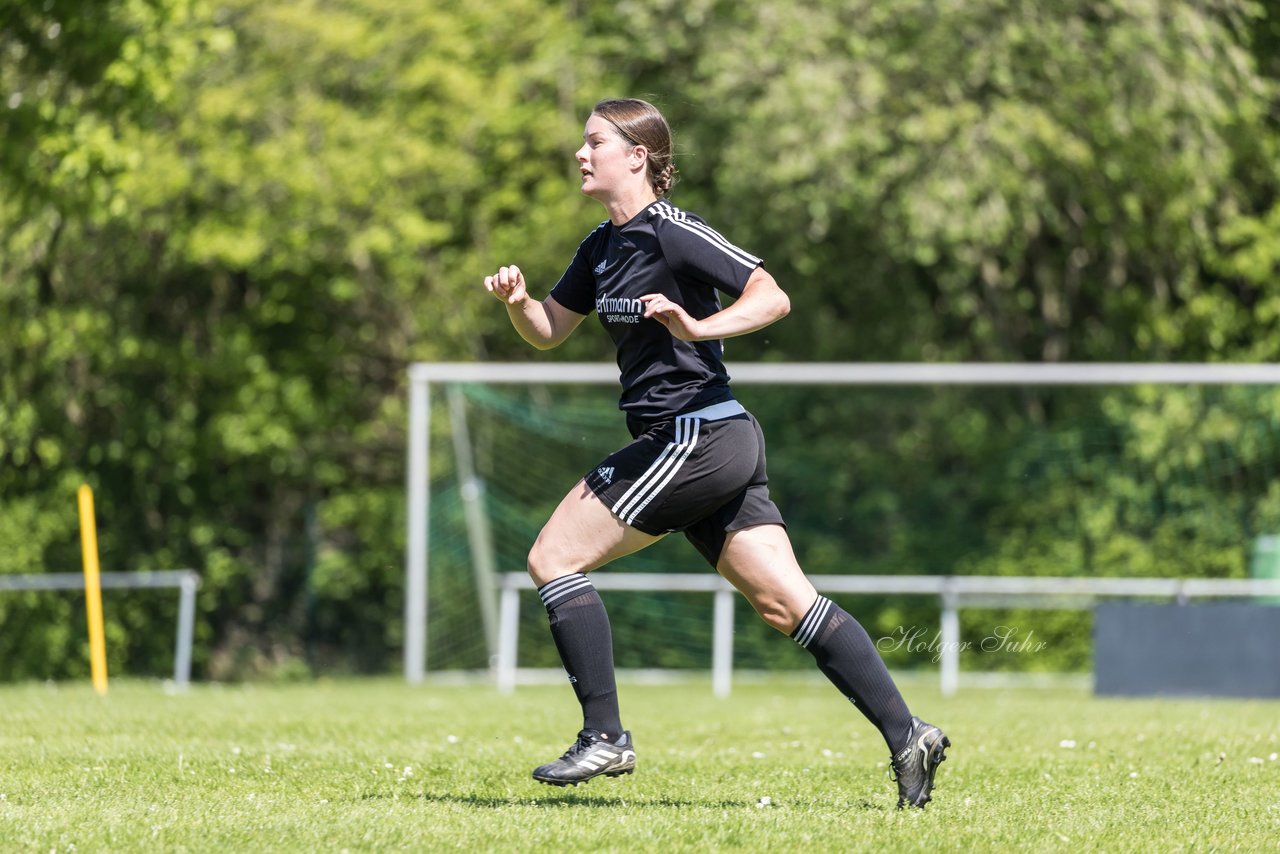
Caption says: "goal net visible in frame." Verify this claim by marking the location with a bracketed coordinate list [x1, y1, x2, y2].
[408, 363, 1280, 680]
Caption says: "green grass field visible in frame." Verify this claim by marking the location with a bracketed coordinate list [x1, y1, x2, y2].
[1, 676, 1276, 852]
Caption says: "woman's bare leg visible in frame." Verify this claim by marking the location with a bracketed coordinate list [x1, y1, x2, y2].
[527, 480, 661, 742]
[716, 524, 914, 753]
[527, 479, 661, 586]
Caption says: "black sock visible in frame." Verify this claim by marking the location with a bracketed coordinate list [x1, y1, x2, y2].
[792, 595, 914, 753]
[538, 574, 623, 739]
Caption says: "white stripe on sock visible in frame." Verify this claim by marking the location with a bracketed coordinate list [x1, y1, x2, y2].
[796, 596, 832, 648]
[541, 580, 593, 608]
[539, 575, 594, 606]
[538, 575, 584, 601]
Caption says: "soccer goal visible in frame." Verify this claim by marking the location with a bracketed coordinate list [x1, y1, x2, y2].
[406, 362, 1280, 686]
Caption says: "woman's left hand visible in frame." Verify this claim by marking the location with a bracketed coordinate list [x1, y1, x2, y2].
[640, 293, 705, 341]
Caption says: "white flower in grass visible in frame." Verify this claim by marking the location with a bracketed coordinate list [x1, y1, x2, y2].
[384, 763, 393, 769]
[751, 752, 765, 759]
[1270, 753, 1278, 762]
[1129, 772, 1138, 779]
[1248, 757, 1265, 765]
[1059, 740, 1076, 749]
[756, 796, 772, 808]
[447, 735, 459, 744]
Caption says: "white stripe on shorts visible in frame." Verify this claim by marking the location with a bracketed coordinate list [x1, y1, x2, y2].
[610, 420, 688, 519]
[621, 417, 701, 525]
[613, 416, 701, 526]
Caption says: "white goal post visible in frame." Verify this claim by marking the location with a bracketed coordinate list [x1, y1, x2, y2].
[405, 362, 1280, 684]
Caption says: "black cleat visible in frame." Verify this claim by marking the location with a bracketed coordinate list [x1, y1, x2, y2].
[532, 729, 636, 787]
[890, 716, 950, 809]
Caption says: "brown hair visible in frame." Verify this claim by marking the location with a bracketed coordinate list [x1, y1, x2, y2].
[592, 98, 677, 197]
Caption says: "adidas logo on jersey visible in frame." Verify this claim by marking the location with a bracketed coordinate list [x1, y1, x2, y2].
[593, 259, 607, 274]
[596, 466, 615, 484]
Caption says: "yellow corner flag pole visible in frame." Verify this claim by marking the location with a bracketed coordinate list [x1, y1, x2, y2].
[77, 484, 109, 695]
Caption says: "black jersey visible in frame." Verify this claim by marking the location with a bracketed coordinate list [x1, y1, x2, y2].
[549, 199, 762, 425]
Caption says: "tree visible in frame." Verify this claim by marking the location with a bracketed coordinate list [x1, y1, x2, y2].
[0, 0, 611, 678]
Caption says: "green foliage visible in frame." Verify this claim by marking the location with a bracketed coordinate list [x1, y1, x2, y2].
[0, 0, 214, 220]
[591, 0, 1278, 363]
[3, 0, 1280, 680]
[1, 0, 608, 679]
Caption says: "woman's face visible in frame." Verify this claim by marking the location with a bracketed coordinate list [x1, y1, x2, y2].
[576, 113, 642, 200]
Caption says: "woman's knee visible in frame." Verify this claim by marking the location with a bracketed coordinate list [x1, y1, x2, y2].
[526, 540, 558, 587]
[750, 595, 805, 634]
[526, 535, 584, 587]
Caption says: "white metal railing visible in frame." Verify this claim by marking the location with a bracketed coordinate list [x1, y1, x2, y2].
[0, 570, 200, 688]
[405, 361, 1280, 683]
[494, 572, 1280, 697]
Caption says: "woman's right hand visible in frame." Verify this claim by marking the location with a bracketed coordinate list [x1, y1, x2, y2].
[484, 265, 528, 305]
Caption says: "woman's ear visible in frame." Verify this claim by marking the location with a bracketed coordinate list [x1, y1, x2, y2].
[629, 145, 649, 167]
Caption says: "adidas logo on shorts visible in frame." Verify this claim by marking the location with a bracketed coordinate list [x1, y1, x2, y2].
[593, 259, 607, 275]
[596, 466, 615, 484]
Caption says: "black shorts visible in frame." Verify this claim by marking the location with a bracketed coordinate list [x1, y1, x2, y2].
[583, 399, 786, 567]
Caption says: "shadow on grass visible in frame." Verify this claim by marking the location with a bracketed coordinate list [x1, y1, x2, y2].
[371, 791, 745, 809]
[359, 791, 887, 811]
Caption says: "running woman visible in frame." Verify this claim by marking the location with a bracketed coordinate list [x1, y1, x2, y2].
[483, 98, 949, 808]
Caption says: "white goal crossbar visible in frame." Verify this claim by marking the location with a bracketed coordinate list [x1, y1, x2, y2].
[0, 570, 200, 688]
[405, 362, 1280, 684]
